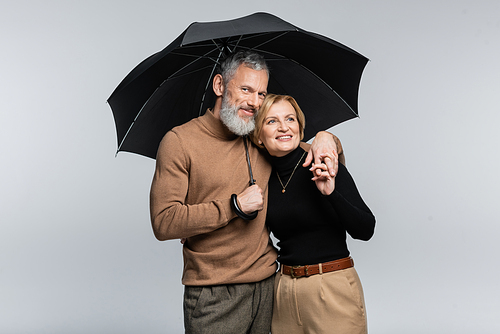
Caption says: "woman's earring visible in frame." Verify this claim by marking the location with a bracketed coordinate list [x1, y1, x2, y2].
[258, 140, 262, 144]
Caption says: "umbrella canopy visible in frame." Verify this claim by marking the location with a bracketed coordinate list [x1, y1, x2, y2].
[108, 12, 369, 159]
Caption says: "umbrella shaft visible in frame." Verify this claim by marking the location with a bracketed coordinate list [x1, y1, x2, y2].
[243, 136, 255, 186]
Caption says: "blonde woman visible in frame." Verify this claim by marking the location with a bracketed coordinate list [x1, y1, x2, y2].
[252, 94, 375, 334]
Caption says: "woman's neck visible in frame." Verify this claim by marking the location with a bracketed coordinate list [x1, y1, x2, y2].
[270, 146, 305, 176]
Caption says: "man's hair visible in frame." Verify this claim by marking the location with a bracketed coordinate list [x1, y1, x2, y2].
[218, 51, 269, 84]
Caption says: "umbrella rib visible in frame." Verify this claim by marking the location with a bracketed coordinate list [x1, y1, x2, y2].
[117, 41, 226, 153]
[117, 29, 357, 155]
[230, 31, 292, 47]
[198, 48, 224, 116]
[115, 83, 164, 155]
[167, 32, 293, 80]
[174, 31, 290, 59]
[169, 51, 217, 58]
[117, 66, 202, 154]
[278, 57, 358, 116]
[279, 58, 358, 117]
[165, 64, 215, 80]
[167, 46, 221, 81]
[227, 31, 294, 54]
[227, 35, 243, 54]
[170, 37, 233, 62]
[167, 37, 238, 81]
[224, 31, 359, 117]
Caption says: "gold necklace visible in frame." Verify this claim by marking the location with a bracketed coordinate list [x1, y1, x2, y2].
[276, 151, 306, 193]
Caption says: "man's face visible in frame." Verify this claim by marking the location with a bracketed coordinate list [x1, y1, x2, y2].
[219, 65, 268, 136]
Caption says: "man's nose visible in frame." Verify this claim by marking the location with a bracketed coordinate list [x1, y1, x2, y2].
[247, 92, 259, 108]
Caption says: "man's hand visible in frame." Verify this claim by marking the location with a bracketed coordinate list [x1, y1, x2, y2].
[237, 185, 264, 214]
[303, 131, 339, 178]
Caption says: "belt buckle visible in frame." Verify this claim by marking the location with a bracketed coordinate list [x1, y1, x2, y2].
[290, 265, 308, 278]
[290, 265, 300, 278]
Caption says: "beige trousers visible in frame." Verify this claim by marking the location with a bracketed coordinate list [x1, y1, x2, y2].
[271, 267, 367, 334]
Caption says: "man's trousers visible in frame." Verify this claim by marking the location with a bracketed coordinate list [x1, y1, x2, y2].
[184, 274, 274, 334]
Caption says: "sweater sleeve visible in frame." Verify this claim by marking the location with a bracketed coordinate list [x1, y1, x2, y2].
[326, 163, 375, 241]
[299, 134, 345, 166]
[149, 131, 236, 241]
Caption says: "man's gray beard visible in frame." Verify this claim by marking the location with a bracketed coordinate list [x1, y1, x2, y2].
[219, 97, 256, 136]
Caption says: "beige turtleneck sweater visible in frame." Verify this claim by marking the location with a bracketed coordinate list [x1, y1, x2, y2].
[150, 109, 278, 286]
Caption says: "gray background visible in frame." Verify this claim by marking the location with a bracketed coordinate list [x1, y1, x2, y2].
[1, 1, 499, 333]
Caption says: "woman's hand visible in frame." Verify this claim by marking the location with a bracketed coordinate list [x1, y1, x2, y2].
[311, 160, 335, 195]
[303, 131, 339, 177]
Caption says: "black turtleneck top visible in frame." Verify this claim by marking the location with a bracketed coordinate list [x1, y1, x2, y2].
[266, 146, 375, 266]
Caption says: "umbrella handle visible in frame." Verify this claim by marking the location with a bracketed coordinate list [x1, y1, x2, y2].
[231, 194, 258, 220]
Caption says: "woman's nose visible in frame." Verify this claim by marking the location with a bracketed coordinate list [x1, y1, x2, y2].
[278, 120, 289, 131]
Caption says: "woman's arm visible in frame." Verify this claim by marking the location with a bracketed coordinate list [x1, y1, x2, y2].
[324, 163, 376, 241]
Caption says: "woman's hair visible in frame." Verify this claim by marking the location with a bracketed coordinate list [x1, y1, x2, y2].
[251, 94, 306, 148]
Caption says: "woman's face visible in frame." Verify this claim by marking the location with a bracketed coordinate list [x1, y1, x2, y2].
[259, 100, 301, 157]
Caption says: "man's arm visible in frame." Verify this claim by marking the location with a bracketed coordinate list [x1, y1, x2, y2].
[150, 131, 236, 241]
[303, 131, 345, 177]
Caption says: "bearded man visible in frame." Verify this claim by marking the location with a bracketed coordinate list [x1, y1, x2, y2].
[150, 51, 343, 334]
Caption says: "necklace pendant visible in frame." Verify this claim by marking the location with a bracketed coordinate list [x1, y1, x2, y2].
[276, 151, 306, 195]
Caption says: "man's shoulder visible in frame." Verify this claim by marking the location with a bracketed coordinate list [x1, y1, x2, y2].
[163, 115, 210, 145]
[159, 114, 215, 153]
[171, 115, 204, 134]
[299, 142, 311, 152]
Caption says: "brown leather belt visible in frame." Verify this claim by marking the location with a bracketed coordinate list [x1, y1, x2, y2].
[281, 257, 354, 278]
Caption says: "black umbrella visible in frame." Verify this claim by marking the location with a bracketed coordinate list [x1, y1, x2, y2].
[108, 12, 368, 159]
